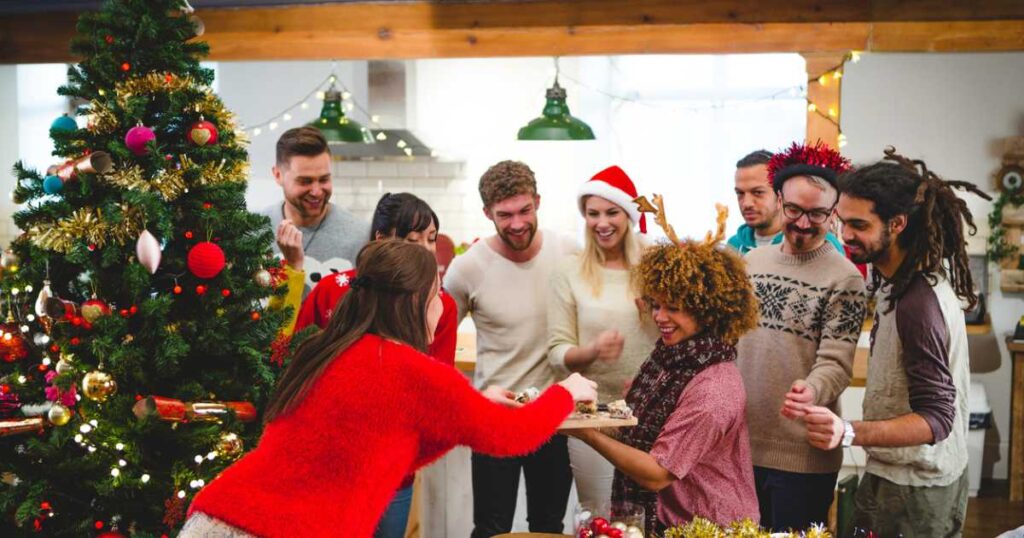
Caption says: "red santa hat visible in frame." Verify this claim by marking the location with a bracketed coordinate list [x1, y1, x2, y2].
[577, 165, 646, 233]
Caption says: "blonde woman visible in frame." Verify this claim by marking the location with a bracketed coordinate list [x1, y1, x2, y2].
[547, 165, 659, 506]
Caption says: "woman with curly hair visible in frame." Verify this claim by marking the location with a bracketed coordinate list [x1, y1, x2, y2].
[566, 201, 760, 533]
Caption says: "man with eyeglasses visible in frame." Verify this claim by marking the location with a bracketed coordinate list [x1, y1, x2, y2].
[735, 142, 868, 532]
[728, 149, 844, 255]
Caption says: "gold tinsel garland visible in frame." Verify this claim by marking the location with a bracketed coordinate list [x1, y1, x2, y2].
[28, 205, 146, 254]
[89, 73, 240, 137]
[662, 518, 832, 538]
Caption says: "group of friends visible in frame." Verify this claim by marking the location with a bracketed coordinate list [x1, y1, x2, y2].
[178, 126, 987, 538]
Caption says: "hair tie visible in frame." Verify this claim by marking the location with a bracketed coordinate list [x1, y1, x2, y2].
[350, 275, 373, 290]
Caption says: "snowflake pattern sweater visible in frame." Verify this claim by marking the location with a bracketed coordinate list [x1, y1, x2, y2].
[188, 334, 573, 537]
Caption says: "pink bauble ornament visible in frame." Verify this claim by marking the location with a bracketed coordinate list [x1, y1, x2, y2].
[136, 229, 162, 274]
[124, 125, 156, 156]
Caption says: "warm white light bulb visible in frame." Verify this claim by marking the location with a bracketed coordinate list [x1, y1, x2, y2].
[110, 468, 120, 477]
[141, 474, 150, 483]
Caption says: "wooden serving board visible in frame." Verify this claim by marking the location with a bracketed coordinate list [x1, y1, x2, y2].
[559, 413, 638, 430]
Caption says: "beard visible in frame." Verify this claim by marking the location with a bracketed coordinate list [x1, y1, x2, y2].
[496, 222, 537, 251]
[784, 222, 824, 251]
[286, 192, 330, 220]
[846, 227, 892, 264]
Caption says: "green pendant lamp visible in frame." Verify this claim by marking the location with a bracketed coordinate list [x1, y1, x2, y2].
[308, 82, 375, 144]
[517, 77, 595, 141]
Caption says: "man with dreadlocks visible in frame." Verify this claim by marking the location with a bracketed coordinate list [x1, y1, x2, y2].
[799, 147, 991, 537]
[736, 141, 868, 532]
[565, 200, 760, 533]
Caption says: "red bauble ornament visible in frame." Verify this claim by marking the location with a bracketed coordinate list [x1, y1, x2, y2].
[187, 119, 218, 146]
[250, 311, 260, 321]
[104, 35, 114, 44]
[98, 532, 126, 538]
[119, 309, 129, 318]
[173, 285, 182, 295]
[606, 528, 623, 538]
[70, 337, 81, 346]
[125, 125, 156, 156]
[578, 527, 594, 538]
[187, 242, 226, 278]
[203, 202, 213, 210]
[120, 62, 130, 72]
[49, 344, 60, 353]
[221, 289, 231, 297]
[71, 317, 82, 327]
[196, 285, 207, 295]
[87, 244, 97, 252]
[129, 305, 138, 315]
[81, 299, 111, 323]
[164, 73, 173, 83]
[94, 520, 104, 529]
[184, 231, 194, 239]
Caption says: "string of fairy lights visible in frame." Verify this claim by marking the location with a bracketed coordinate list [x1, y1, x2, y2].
[237, 51, 863, 148]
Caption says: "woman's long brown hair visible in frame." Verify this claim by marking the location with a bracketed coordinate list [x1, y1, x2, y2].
[263, 240, 437, 423]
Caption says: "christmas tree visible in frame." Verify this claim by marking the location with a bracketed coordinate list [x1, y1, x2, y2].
[0, 1, 289, 535]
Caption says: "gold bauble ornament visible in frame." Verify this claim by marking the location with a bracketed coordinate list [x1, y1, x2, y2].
[122, 334, 134, 344]
[253, 269, 273, 288]
[81, 371, 117, 402]
[1, 249, 19, 270]
[47, 403, 72, 426]
[216, 432, 244, 458]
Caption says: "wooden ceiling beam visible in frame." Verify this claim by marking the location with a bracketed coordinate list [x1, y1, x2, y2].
[2, 2, 1024, 64]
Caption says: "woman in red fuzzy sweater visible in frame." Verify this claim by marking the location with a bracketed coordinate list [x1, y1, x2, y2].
[183, 240, 596, 538]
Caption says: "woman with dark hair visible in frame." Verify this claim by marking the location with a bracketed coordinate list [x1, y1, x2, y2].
[292, 193, 456, 537]
[296, 192, 456, 366]
[183, 241, 597, 537]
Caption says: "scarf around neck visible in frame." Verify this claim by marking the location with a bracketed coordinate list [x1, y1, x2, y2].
[611, 333, 736, 534]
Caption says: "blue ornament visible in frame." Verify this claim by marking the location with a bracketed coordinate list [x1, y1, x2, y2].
[43, 175, 63, 194]
[50, 114, 78, 133]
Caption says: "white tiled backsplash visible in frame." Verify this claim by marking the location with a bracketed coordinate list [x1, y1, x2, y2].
[330, 158, 491, 245]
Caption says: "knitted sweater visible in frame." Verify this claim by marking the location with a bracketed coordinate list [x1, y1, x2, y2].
[736, 242, 867, 473]
[444, 231, 578, 392]
[293, 269, 458, 367]
[547, 256, 658, 402]
[188, 334, 573, 538]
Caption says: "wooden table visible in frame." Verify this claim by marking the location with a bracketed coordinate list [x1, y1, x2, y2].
[1005, 338, 1024, 501]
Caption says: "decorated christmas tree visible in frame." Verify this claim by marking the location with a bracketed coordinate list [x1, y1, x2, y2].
[0, 1, 289, 535]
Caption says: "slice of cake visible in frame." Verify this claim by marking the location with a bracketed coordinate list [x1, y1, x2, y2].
[607, 399, 633, 419]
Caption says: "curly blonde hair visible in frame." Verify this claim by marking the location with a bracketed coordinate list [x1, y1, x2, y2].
[632, 241, 759, 344]
[478, 160, 538, 208]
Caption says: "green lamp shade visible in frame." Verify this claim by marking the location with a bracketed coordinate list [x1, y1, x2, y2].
[308, 85, 375, 144]
[517, 81, 595, 141]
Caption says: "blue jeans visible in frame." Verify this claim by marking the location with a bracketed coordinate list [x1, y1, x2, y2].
[374, 484, 413, 538]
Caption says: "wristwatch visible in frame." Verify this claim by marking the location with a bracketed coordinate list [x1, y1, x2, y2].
[841, 420, 856, 447]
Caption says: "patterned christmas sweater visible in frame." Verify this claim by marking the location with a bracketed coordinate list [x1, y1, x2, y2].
[735, 242, 867, 474]
[189, 334, 573, 538]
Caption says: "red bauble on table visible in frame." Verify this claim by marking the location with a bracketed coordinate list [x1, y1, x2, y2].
[97, 532, 126, 538]
[187, 242, 226, 279]
[187, 119, 218, 146]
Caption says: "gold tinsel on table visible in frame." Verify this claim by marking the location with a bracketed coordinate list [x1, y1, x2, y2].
[662, 518, 831, 538]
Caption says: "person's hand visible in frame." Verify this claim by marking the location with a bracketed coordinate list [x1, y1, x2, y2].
[802, 405, 845, 450]
[276, 219, 304, 271]
[481, 385, 522, 408]
[781, 379, 816, 420]
[587, 330, 624, 363]
[558, 373, 598, 403]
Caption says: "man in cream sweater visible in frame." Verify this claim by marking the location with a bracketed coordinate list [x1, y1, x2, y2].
[444, 160, 578, 538]
[735, 143, 868, 532]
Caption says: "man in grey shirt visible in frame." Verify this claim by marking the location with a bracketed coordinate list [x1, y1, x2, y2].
[259, 127, 369, 297]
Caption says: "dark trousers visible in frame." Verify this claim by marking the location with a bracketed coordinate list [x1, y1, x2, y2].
[754, 466, 838, 532]
[470, 436, 572, 538]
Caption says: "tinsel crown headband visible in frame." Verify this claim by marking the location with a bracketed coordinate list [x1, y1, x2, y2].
[632, 194, 728, 247]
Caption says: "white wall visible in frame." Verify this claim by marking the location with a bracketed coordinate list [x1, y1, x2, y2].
[842, 51, 1024, 479]
[410, 55, 806, 244]
[214, 60, 369, 211]
[0, 66, 18, 247]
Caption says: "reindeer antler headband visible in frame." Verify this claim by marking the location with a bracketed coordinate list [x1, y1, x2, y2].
[633, 194, 728, 247]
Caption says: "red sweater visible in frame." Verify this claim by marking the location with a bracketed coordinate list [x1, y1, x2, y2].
[295, 269, 457, 367]
[189, 334, 572, 538]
